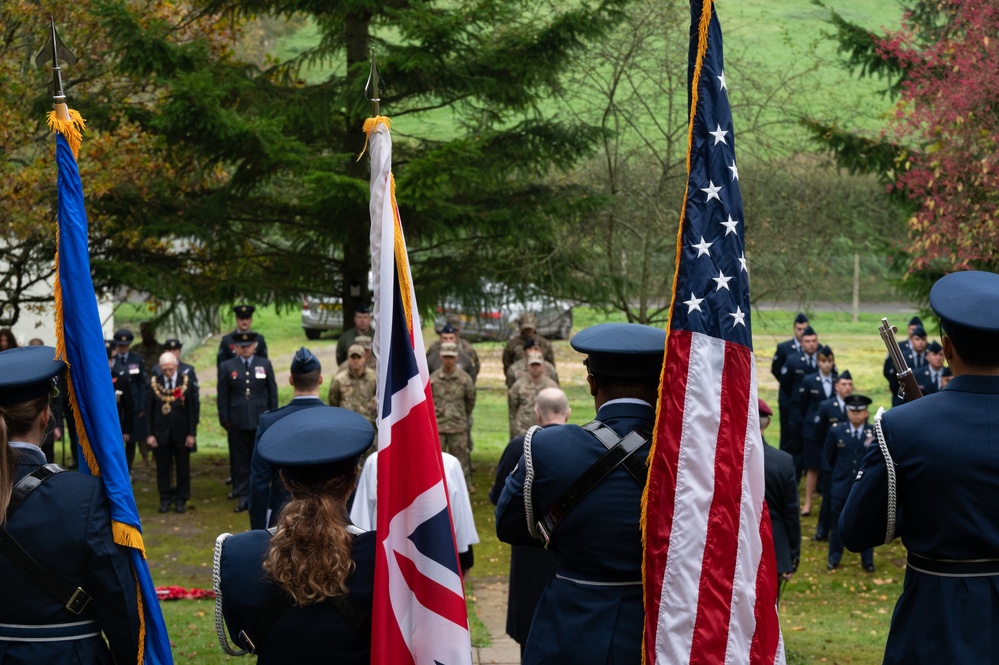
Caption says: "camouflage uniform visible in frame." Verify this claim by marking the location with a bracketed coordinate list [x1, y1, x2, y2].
[505, 357, 559, 389]
[430, 366, 476, 480]
[508, 373, 558, 438]
[502, 313, 556, 373]
[427, 342, 479, 382]
[328, 366, 378, 430]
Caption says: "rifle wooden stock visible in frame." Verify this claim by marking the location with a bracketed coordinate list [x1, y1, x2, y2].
[879, 317, 924, 403]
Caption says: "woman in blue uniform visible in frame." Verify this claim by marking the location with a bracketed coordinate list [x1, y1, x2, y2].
[215, 407, 376, 664]
[0, 346, 140, 664]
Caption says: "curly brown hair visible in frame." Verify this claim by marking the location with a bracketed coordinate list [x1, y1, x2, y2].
[262, 467, 359, 605]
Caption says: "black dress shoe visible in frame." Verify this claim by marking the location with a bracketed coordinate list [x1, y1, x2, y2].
[863, 564, 876, 573]
[175, 501, 187, 514]
[227, 491, 237, 500]
[827, 562, 838, 571]
[234, 502, 248, 513]
[158, 500, 171, 513]
[812, 533, 828, 542]
[225, 476, 233, 485]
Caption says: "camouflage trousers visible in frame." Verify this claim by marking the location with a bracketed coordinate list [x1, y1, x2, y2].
[439, 430, 471, 482]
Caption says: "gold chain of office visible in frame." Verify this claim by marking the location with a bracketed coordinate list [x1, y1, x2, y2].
[150, 373, 190, 415]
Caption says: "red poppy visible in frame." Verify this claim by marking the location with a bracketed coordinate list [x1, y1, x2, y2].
[173, 388, 183, 399]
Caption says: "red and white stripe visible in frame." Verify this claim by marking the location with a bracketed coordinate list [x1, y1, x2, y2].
[644, 329, 783, 664]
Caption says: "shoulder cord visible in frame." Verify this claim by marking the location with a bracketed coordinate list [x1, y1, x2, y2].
[213, 532, 249, 657]
[522, 425, 544, 540]
[873, 407, 897, 545]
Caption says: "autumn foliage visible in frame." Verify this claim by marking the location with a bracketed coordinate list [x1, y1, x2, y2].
[878, 0, 999, 272]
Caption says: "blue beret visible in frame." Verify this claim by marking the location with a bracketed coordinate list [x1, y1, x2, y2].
[257, 407, 374, 470]
[232, 331, 258, 346]
[570, 323, 666, 378]
[291, 346, 321, 374]
[794, 312, 809, 325]
[0, 346, 65, 406]
[440, 323, 456, 335]
[163, 338, 182, 351]
[233, 304, 255, 318]
[355, 302, 371, 314]
[931, 271, 999, 340]
[844, 394, 872, 410]
[836, 369, 852, 382]
[114, 329, 134, 344]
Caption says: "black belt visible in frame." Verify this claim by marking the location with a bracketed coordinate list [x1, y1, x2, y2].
[536, 421, 650, 546]
[1, 465, 93, 615]
[907, 552, 999, 577]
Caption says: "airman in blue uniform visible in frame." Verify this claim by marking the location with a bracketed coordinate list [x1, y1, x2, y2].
[0, 346, 140, 663]
[217, 304, 269, 367]
[112, 328, 147, 462]
[798, 344, 837, 516]
[495, 323, 665, 665]
[823, 394, 875, 571]
[779, 324, 820, 477]
[812, 369, 853, 541]
[771, 312, 808, 454]
[248, 347, 329, 530]
[216, 407, 375, 664]
[913, 340, 946, 395]
[842, 271, 999, 665]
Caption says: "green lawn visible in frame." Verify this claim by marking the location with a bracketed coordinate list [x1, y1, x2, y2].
[116, 304, 917, 662]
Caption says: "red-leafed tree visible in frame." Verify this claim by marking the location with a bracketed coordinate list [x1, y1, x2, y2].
[879, 0, 999, 273]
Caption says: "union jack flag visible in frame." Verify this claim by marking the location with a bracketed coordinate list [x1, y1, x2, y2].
[366, 116, 473, 665]
[641, 1, 784, 663]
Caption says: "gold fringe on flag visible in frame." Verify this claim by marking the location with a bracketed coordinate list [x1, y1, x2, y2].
[358, 115, 392, 161]
[46, 107, 87, 159]
[391, 175, 415, 334]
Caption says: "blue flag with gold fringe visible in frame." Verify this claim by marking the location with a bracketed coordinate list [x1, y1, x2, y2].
[51, 110, 173, 664]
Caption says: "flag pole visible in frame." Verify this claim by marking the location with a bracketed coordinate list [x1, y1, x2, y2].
[365, 49, 381, 118]
[36, 17, 76, 123]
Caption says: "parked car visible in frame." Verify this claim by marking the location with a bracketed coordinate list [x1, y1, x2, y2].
[301, 295, 344, 340]
[434, 289, 573, 342]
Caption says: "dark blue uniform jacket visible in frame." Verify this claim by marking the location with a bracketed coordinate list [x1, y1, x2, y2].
[840, 375, 999, 664]
[495, 400, 652, 665]
[0, 445, 139, 664]
[217, 356, 278, 431]
[219, 528, 375, 665]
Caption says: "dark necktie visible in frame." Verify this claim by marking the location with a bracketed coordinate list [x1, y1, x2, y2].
[244, 360, 250, 371]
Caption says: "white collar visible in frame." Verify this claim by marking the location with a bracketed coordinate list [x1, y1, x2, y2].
[601, 397, 653, 408]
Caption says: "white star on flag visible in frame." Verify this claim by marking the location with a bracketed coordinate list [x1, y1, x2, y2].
[739, 253, 748, 273]
[701, 181, 722, 202]
[683, 293, 705, 314]
[709, 125, 728, 146]
[720, 215, 739, 235]
[718, 70, 727, 91]
[728, 161, 739, 181]
[712, 270, 733, 291]
[692, 237, 713, 257]
[729, 306, 746, 327]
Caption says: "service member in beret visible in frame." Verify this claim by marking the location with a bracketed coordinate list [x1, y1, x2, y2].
[496, 322, 664, 664]
[135, 321, 163, 378]
[146, 352, 199, 513]
[759, 398, 800, 599]
[822, 394, 875, 572]
[426, 324, 478, 382]
[215, 407, 376, 664]
[505, 337, 559, 389]
[217, 332, 278, 512]
[217, 305, 269, 368]
[446, 313, 481, 379]
[841, 271, 999, 664]
[112, 328, 148, 464]
[248, 348, 329, 530]
[501, 312, 555, 375]
[0, 346, 140, 663]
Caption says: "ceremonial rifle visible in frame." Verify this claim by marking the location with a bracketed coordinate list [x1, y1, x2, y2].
[879, 317, 923, 404]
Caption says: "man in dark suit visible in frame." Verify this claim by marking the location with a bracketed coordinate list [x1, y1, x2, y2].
[217, 331, 278, 512]
[823, 394, 875, 572]
[779, 325, 819, 477]
[155, 338, 200, 426]
[248, 347, 328, 529]
[771, 312, 808, 453]
[112, 328, 147, 463]
[146, 352, 198, 513]
[496, 323, 663, 665]
[217, 304, 269, 368]
[759, 398, 799, 599]
[489, 387, 565, 654]
[842, 272, 999, 664]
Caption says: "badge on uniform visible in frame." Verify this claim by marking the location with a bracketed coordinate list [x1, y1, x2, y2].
[129, 363, 140, 374]
[254, 366, 267, 379]
[231, 370, 238, 380]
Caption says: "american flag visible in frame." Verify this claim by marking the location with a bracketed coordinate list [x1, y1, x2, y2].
[366, 116, 474, 665]
[641, 1, 784, 663]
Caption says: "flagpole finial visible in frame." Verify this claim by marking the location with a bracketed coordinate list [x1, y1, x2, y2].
[35, 17, 77, 121]
[365, 48, 380, 117]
